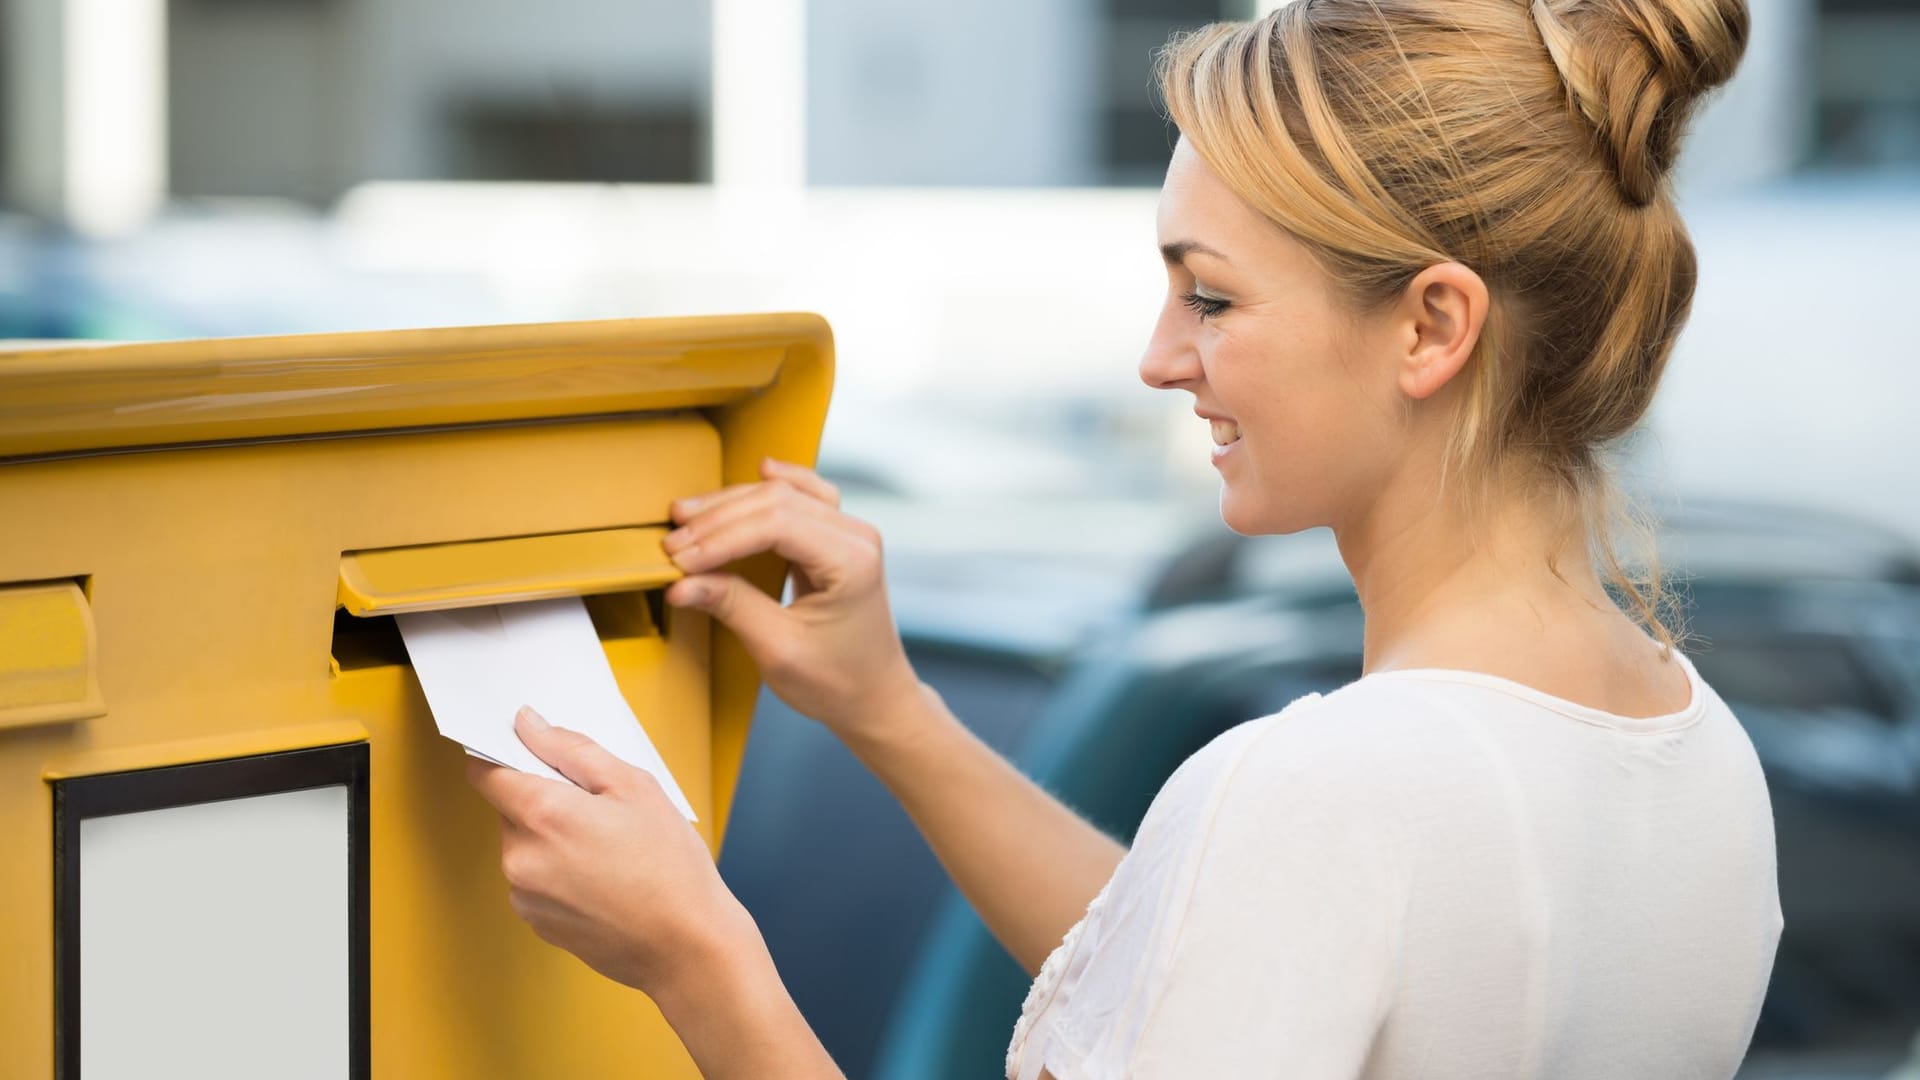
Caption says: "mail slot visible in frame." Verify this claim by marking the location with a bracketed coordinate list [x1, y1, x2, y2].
[0, 314, 834, 1078]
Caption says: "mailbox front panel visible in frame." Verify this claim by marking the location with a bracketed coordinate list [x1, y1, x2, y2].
[6, 413, 719, 1077]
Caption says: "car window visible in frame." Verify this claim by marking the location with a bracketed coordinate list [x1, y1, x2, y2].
[1689, 634, 1901, 722]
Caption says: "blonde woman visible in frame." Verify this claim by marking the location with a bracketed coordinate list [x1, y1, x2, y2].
[466, 0, 1784, 1076]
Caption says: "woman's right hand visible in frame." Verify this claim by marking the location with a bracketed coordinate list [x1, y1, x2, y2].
[666, 461, 1128, 977]
[661, 457, 922, 746]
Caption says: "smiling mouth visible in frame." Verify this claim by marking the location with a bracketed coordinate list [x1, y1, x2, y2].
[1209, 419, 1242, 446]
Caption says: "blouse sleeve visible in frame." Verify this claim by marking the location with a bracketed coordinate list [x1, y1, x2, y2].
[1041, 714, 1413, 1080]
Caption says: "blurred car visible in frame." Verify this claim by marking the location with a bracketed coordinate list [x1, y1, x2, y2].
[859, 497, 1920, 1079]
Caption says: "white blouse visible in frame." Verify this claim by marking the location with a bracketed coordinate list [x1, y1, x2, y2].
[1005, 647, 1784, 1080]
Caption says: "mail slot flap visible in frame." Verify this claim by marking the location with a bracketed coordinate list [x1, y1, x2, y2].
[0, 579, 106, 729]
[337, 528, 683, 616]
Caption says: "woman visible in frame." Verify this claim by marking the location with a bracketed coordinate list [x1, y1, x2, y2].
[465, 0, 1783, 1076]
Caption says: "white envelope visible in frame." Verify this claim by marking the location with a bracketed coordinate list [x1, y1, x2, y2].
[395, 596, 696, 821]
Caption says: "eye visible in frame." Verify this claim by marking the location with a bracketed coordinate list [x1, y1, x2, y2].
[1180, 290, 1230, 320]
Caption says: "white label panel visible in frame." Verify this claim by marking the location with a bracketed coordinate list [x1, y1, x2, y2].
[79, 784, 350, 1079]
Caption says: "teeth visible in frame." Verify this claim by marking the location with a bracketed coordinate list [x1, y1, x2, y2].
[1209, 419, 1242, 446]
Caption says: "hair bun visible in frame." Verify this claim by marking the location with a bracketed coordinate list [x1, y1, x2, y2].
[1529, 0, 1750, 205]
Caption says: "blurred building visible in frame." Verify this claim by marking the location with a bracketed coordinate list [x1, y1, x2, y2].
[0, 0, 1915, 529]
[5, 0, 1916, 226]
[2, 0, 1249, 226]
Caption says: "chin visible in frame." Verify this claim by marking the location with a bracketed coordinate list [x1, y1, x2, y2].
[1218, 480, 1311, 537]
[1218, 485, 1274, 536]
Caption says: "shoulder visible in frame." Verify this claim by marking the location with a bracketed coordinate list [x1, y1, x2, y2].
[1133, 676, 1488, 868]
[1178, 677, 1465, 807]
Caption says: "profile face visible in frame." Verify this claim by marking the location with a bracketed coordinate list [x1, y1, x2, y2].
[1139, 138, 1407, 537]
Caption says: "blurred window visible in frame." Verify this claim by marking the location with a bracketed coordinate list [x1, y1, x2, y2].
[447, 99, 701, 183]
[163, 0, 711, 204]
[1099, 0, 1242, 185]
[805, 0, 1242, 188]
[1812, 0, 1920, 170]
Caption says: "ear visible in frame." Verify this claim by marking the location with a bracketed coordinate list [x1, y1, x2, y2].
[1393, 262, 1488, 401]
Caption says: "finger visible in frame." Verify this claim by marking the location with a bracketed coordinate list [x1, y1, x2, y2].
[665, 571, 787, 649]
[497, 822, 553, 894]
[465, 753, 496, 789]
[669, 480, 764, 525]
[669, 465, 840, 533]
[760, 457, 841, 508]
[665, 480, 848, 564]
[668, 501, 869, 587]
[507, 885, 566, 931]
[667, 478, 842, 553]
[465, 754, 555, 828]
[513, 706, 632, 797]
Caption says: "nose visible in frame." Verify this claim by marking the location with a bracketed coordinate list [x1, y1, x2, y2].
[1138, 302, 1204, 391]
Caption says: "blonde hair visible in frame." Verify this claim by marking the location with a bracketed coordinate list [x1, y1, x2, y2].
[1156, 0, 1749, 657]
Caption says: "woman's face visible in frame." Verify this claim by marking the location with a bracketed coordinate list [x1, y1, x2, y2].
[1140, 139, 1414, 537]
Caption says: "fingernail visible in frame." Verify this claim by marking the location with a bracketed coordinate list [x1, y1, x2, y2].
[663, 526, 689, 551]
[673, 581, 708, 607]
[668, 543, 700, 568]
[673, 496, 699, 515]
[516, 705, 550, 731]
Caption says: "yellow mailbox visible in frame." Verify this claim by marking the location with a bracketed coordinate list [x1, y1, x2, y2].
[0, 314, 833, 1078]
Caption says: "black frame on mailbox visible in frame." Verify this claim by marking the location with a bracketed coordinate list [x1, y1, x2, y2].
[52, 742, 371, 1080]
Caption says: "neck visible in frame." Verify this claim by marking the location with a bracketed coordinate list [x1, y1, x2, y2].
[1337, 465, 1618, 676]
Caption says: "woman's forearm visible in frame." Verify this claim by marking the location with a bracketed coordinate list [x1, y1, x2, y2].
[844, 680, 1127, 975]
[649, 930, 843, 1080]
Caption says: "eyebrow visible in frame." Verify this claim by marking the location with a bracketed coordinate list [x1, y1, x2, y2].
[1160, 239, 1231, 266]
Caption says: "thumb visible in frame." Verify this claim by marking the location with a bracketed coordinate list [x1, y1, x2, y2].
[666, 572, 786, 650]
[514, 706, 628, 796]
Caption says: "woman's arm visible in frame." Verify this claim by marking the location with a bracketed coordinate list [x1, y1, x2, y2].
[663, 458, 1124, 974]
[646, 927, 842, 1079]
[843, 679, 1125, 975]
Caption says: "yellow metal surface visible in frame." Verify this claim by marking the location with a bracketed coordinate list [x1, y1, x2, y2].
[0, 314, 833, 1078]
[0, 579, 106, 729]
[40, 720, 370, 781]
[0, 317, 792, 458]
[339, 526, 683, 616]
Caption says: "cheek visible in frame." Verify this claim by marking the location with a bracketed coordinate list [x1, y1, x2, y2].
[1212, 331, 1386, 533]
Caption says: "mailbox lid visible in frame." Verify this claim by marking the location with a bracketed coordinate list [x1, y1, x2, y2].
[0, 313, 831, 463]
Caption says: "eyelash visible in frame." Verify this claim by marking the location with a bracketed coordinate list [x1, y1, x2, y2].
[1181, 291, 1230, 320]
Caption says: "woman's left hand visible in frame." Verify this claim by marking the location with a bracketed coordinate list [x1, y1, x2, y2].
[465, 706, 758, 998]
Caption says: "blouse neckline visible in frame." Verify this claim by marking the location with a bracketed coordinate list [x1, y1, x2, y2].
[1362, 646, 1707, 736]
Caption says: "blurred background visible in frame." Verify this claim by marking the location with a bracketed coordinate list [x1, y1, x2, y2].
[3, 0, 1916, 1075]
